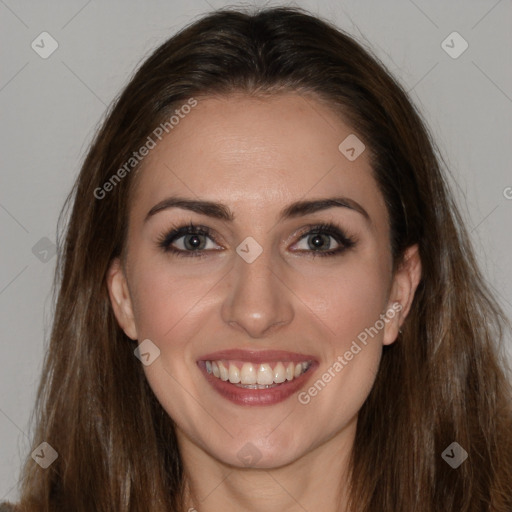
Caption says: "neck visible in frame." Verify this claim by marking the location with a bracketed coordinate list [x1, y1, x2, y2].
[179, 418, 356, 512]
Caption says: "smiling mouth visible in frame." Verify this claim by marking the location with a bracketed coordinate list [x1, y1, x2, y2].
[197, 349, 318, 405]
[204, 360, 313, 388]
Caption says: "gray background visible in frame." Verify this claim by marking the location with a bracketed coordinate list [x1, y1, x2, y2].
[1, 0, 511, 501]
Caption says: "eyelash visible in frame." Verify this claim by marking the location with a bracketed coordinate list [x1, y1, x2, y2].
[156, 221, 357, 259]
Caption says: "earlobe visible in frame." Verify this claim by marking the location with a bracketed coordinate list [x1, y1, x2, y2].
[106, 257, 138, 340]
[383, 244, 422, 345]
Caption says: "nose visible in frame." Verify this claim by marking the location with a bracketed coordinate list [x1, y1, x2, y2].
[220, 247, 294, 338]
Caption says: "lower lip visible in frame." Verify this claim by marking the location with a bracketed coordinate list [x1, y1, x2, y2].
[197, 361, 317, 406]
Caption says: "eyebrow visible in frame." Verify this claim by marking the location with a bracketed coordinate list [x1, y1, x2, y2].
[144, 195, 370, 224]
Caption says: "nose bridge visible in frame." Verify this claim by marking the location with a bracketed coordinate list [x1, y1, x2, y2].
[221, 238, 294, 337]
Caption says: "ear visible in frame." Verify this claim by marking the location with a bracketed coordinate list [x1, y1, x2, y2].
[382, 244, 422, 346]
[106, 257, 138, 340]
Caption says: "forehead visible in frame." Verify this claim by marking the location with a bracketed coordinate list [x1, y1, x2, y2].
[129, 93, 387, 228]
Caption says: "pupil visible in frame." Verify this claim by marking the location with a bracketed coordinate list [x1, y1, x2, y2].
[186, 235, 202, 250]
[311, 234, 327, 249]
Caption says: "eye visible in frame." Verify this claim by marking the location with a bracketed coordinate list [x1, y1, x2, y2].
[156, 221, 356, 258]
[156, 222, 221, 258]
[291, 222, 356, 257]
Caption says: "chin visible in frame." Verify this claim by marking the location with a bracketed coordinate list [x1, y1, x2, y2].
[208, 431, 309, 470]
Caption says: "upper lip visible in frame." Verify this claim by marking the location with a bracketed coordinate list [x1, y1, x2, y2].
[198, 349, 317, 364]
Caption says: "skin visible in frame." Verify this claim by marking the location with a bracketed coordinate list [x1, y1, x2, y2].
[107, 93, 422, 512]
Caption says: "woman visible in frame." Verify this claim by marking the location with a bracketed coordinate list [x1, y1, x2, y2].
[3, 6, 511, 511]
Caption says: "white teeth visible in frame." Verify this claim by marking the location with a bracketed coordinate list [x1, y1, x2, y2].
[233, 383, 277, 389]
[205, 360, 312, 385]
[228, 363, 241, 383]
[257, 364, 274, 385]
[240, 363, 257, 385]
[218, 361, 229, 381]
[286, 362, 294, 381]
[273, 362, 286, 384]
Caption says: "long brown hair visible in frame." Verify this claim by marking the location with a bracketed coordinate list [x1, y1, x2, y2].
[10, 6, 512, 511]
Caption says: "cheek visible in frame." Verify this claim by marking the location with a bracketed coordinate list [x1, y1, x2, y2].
[129, 258, 218, 342]
[294, 254, 389, 407]
[128, 261, 216, 431]
[297, 256, 390, 347]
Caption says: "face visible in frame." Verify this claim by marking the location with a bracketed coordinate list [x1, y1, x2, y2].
[107, 92, 421, 470]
